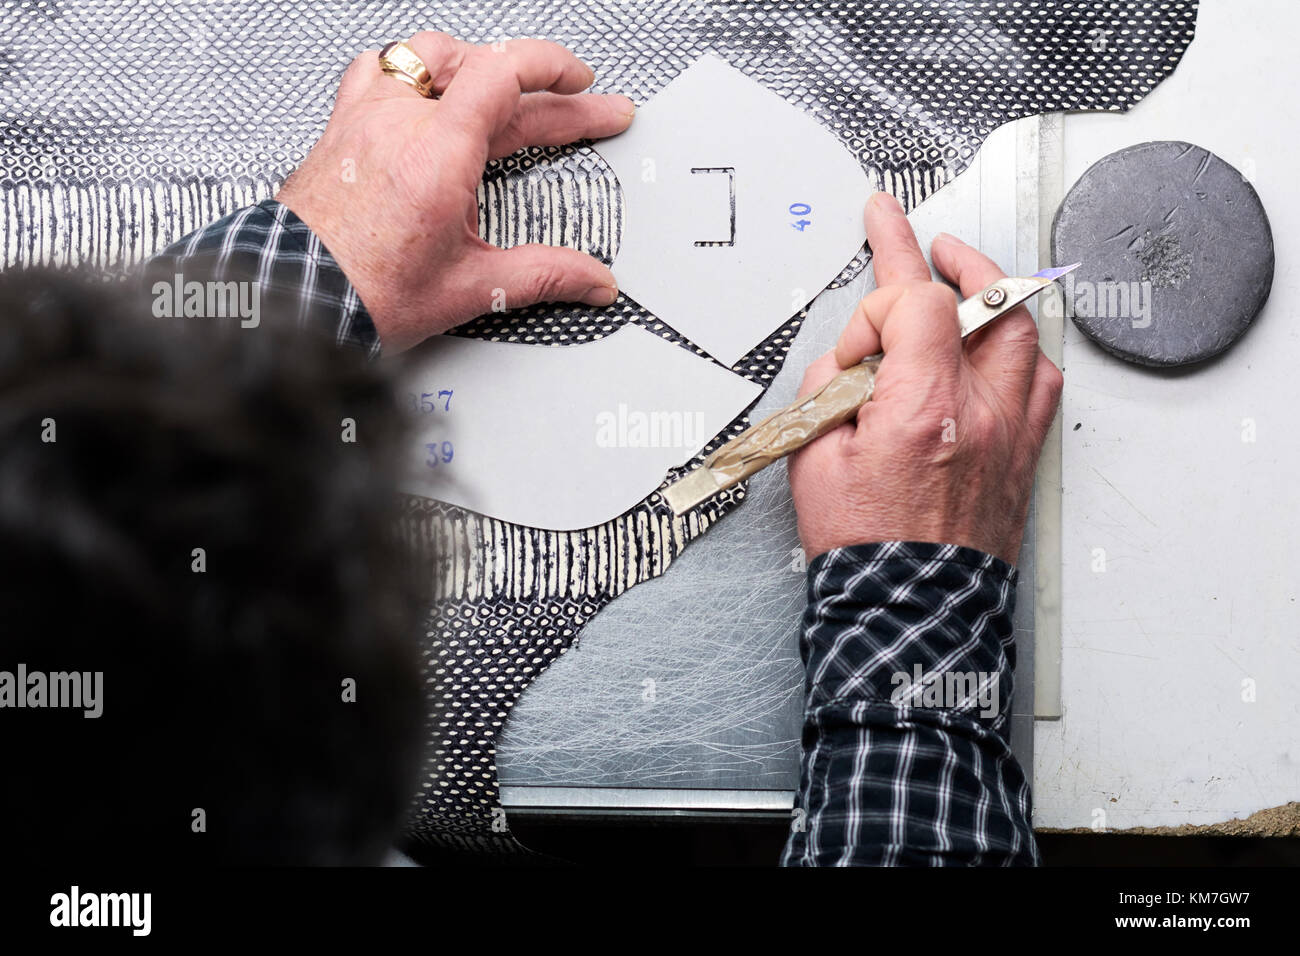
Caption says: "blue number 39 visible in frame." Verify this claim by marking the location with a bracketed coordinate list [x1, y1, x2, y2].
[425, 441, 454, 467]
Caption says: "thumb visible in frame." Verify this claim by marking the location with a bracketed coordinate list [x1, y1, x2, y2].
[474, 244, 619, 312]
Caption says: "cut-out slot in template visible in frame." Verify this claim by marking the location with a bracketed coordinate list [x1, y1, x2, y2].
[689, 167, 736, 246]
[594, 54, 874, 367]
[398, 326, 762, 530]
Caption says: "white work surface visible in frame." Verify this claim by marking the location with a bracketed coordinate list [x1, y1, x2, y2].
[1036, 0, 1300, 829]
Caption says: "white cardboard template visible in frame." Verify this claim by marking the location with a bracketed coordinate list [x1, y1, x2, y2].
[594, 54, 873, 366]
[399, 326, 762, 530]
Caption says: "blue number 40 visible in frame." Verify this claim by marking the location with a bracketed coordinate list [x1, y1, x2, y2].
[790, 202, 811, 231]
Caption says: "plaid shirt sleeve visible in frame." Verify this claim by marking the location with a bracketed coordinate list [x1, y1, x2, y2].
[783, 541, 1038, 867]
[145, 199, 381, 356]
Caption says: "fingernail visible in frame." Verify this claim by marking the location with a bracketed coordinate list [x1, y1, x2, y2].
[584, 284, 618, 307]
[869, 191, 902, 213]
[615, 94, 636, 120]
[935, 232, 965, 246]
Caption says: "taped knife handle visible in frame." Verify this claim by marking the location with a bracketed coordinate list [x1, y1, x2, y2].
[704, 357, 882, 486]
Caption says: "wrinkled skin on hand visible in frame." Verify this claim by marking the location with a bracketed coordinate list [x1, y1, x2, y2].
[790, 192, 1064, 565]
[278, 32, 635, 352]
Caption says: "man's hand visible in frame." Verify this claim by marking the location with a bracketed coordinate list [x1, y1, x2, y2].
[277, 33, 634, 352]
[789, 192, 1063, 565]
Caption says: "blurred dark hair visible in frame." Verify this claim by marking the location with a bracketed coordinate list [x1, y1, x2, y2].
[0, 265, 423, 865]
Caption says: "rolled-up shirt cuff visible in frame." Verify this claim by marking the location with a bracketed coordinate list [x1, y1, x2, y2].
[144, 198, 381, 356]
[800, 541, 1019, 733]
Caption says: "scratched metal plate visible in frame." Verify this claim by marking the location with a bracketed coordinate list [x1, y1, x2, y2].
[1, 0, 1198, 856]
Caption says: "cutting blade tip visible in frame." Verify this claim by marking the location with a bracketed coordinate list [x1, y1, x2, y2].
[1034, 262, 1082, 282]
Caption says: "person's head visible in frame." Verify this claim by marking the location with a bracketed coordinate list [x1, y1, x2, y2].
[0, 266, 423, 865]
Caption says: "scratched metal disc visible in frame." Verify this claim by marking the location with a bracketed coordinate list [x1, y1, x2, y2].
[1052, 141, 1274, 367]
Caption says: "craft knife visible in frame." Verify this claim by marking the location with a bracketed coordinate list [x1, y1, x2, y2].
[662, 264, 1081, 515]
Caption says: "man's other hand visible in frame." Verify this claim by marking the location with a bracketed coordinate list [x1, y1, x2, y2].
[277, 34, 634, 352]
